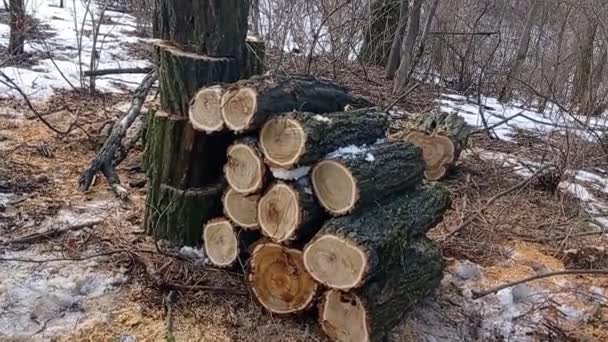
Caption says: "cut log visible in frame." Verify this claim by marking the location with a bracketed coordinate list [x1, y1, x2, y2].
[222, 187, 260, 229]
[248, 242, 318, 314]
[203, 217, 238, 267]
[224, 137, 266, 194]
[397, 111, 471, 181]
[189, 85, 225, 133]
[319, 238, 444, 342]
[311, 142, 424, 215]
[221, 74, 372, 132]
[257, 179, 324, 244]
[303, 185, 450, 290]
[259, 109, 389, 168]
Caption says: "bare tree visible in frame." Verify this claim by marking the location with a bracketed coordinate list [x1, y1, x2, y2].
[385, 0, 408, 79]
[392, 0, 423, 93]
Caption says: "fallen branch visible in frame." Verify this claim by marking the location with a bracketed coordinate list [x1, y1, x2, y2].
[384, 84, 419, 113]
[84, 67, 154, 77]
[472, 269, 608, 299]
[78, 71, 157, 197]
[1, 219, 103, 245]
[443, 164, 554, 239]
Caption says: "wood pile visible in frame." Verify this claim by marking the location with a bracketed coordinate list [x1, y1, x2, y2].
[188, 74, 451, 341]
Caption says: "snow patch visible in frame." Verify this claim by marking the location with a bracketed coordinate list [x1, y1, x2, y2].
[271, 166, 311, 180]
[312, 115, 332, 123]
[365, 153, 375, 162]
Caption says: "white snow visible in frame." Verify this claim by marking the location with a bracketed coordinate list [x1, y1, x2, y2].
[365, 153, 375, 162]
[312, 115, 332, 123]
[271, 166, 311, 180]
[0, 0, 151, 99]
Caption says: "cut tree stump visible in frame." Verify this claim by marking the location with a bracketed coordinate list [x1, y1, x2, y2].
[221, 74, 372, 132]
[224, 137, 266, 194]
[203, 217, 239, 267]
[319, 238, 444, 342]
[397, 111, 470, 181]
[311, 142, 424, 215]
[248, 242, 318, 314]
[257, 180, 324, 244]
[189, 85, 225, 133]
[259, 109, 389, 168]
[222, 187, 260, 229]
[303, 185, 450, 290]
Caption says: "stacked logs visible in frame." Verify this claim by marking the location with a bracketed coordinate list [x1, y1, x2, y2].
[189, 74, 451, 342]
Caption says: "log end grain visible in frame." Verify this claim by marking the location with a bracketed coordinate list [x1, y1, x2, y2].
[320, 290, 371, 342]
[189, 86, 225, 133]
[221, 87, 258, 132]
[257, 182, 303, 243]
[203, 217, 238, 267]
[311, 160, 358, 215]
[222, 188, 260, 229]
[259, 116, 306, 168]
[224, 141, 265, 194]
[303, 234, 368, 290]
[402, 132, 455, 181]
[248, 242, 318, 314]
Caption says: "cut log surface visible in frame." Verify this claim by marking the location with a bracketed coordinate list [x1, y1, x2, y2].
[399, 111, 471, 181]
[224, 137, 266, 194]
[222, 187, 260, 229]
[203, 218, 238, 267]
[248, 242, 318, 314]
[303, 185, 450, 290]
[221, 74, 372, 132]
[259, 110, 389, 168]
[189, 85, 225, 133]
[257, 180, 324, 243]
[311, 142, 424, 215]
[319, 238, 444, 342]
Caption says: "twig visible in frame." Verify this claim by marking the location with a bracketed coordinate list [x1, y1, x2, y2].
[471, 110, 525, 135]
[384, 83, 420, 113]
[515, 229, 607, 243]
[443, 164, 554, 239]
[428, 31, 500, 36]
[472, 269, 608, 299]
[164, 290, 176, 342]
[1, 219, 102, 245]
[84, 67, 154, 77]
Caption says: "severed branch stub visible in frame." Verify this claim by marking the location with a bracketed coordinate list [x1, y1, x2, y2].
[248, 242, 318, 314]
[78, 71, 158, 197]
[203, 217, 239, 268]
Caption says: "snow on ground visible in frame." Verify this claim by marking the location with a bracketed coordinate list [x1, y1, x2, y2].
[0, 0, 150, 99]
[438, 94, 608, 142]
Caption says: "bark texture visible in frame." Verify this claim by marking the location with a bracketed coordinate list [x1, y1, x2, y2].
[221, 73, 372, 132]
[319, 238, 444, 342]
[260, 109, 389, 168]
[303, 185, 449, 290]
[312, 142, 425, 215]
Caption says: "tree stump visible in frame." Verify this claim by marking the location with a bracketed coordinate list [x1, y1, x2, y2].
[248, 242, 319, 314]
[221, 74, 372, 132]
[311, 142, 425, 215]
[259, 109, 389, 168]
[319, 238, 444, 342]
[303, 185, 450, 290]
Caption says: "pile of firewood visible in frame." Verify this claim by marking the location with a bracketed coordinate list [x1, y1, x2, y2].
[188, 73, 453, 342]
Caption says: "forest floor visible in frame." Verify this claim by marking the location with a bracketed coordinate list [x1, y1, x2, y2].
[1, 1, 608, 342]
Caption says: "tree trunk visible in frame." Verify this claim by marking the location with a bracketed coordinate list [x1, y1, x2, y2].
[257, 180, 325, 244]
[412, 0, 440, 74]
[384, 0, 408, 80]
[259, 109, 390, 168]
[145, 0, 258, 245]
[318, 238, 444, 342]
[8, 0, 25, 57]
[392, 0, 423, 93]
[572, 21, 598, 112]
[311, 142, 424, 215]
[221, 74, 371, 132]
[303, 184, 449, 291]
[248, 242, 319, 314]
[498, 0, 542, 103]
[360, 0, 401, 66]
[396, 111, 471, 180]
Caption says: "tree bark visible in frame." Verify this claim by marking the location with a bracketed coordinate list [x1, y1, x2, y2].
[572, 20, 598, 113]
[311, 142, 425, 215]
[318, 238, 444, 342]
[259, 109, 389, 168]
[360, 0, 401, 66]
[498, 0, 542, 103]
[303, 185, 449, 291]
[385, 0, 408, 80]
[8, 0, 25, 57]
[221, 74, 371, 132]
[392, 0, 424, 93]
